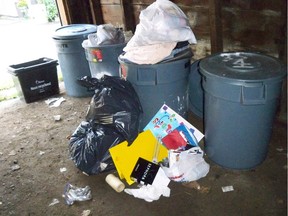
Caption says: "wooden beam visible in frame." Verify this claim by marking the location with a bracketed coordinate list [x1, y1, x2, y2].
[89, 0, 104, 25]
[120, 0, 136, 32]
[279, 0, 287, 64]
[55, 0, 71, 25]
[209, 0, 223, 53]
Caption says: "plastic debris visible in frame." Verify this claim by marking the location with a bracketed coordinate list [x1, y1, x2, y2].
[8, 150, 16, 156]
[48, 198, 60, 206]
[53, 115, 61, 121]
[45, 97, 66, 107]
[60, 167, 67, 173]
[11, 164, 20, 171]
[161, 147, 210, 183]
[81, 210, 91, 216]
[63, 183, 92, 205]
[222, 186, 234, 192]
[39, 151, 45, 155]
[276, 147, 284, 152]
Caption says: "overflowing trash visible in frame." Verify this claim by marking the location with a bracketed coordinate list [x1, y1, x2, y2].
[82, 24, 127, 78]
[66, 0, 209, 203]
[120, 0, 197, 64]
[108, 104, 209, 202]
[82, 24, 125, 47]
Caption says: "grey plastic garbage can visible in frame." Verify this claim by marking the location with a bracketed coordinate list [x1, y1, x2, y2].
[83, 43, 126, 79]
[119, 49, 193, 130]
[188, 59, 204, 118]
[52, 24, 97, 97]
[199, 51, 286, 169]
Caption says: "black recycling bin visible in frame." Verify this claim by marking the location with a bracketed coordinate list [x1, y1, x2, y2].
[8, 57, 59, 103]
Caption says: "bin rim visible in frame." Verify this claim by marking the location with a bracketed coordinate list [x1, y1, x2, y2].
[118, 48, 193, 66]
[52, 24, 97, 40]
[82, 42, 127, 49]
[7, 57, 58, 76]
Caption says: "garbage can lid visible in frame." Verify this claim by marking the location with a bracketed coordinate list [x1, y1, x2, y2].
[199, 52, 287, 83]
[52, 24, 97, 40]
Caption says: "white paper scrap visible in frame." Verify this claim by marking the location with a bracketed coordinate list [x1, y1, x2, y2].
[152, 167, 170, 188]
[48, 198, 60, 206]
[45, 97, 66, 107]
[60, 167, 67, 173]
[222, 185, 234, 192]
[53, 115, 61, 121]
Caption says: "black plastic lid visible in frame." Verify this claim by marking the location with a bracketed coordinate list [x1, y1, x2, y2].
[199, 52, 286, 83]
[52, 24, 97, 40]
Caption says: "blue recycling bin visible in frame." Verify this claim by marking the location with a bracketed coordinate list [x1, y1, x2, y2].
[200, 51, 286, 169]
[52, 24, 97, 97]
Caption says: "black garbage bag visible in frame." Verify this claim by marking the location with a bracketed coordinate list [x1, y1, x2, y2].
[69, 121, 126, 175]
[78, 75, 143, 145]
[69, 75, 142, 175]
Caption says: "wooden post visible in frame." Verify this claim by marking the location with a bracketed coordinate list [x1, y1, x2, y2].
[55, 0, 71, 25]
[120, 0, 136, 32]
[209, 0, 223, 53]
[89, 0, 104, 25]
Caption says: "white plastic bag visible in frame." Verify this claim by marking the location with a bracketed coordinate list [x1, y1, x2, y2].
[161, 147, 210, 182]
[124, 0, 197, 49]
[82, 24, 125, 47]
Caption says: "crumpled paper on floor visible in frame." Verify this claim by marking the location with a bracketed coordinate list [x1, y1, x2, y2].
[124, 184, 170, 202]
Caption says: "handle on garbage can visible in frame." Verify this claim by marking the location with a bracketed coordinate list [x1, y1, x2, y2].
[241, 82, 266, 105]
[136, 68, 157, 85]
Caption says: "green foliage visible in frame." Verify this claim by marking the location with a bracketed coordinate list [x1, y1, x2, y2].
[17, 0, 28, 8]
[39, 0, 59, 22]
[0, 88, 18, 102]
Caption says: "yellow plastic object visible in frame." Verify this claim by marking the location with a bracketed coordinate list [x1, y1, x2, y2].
[109, 130, 168, 185]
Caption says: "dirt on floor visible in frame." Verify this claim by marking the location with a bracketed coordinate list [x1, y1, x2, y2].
[0, 84, 287, 216]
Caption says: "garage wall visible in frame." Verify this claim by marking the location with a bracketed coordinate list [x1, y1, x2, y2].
[56, 0, 287, 63]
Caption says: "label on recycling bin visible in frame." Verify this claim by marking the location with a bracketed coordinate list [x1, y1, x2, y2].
[91, 49, 103, 62]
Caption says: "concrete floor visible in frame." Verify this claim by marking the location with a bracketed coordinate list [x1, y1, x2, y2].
[0, 90, 286, 215]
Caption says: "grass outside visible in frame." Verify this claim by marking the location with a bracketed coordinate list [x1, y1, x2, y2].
[0, 75, 17, 101]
